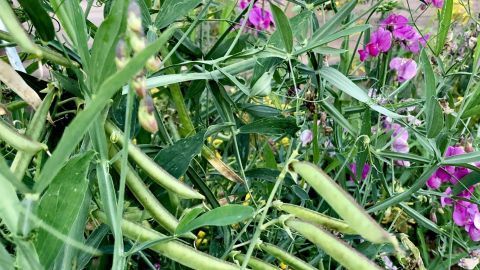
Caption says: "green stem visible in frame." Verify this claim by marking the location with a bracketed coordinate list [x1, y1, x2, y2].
[240, 150, 298, 269]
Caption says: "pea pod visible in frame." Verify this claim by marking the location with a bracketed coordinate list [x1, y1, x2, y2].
[230, 252, 280, 270]
[290, 161, 394, 245]
[258, 242, 316, 270]
[105, 121, 204, 200]
[109, 145, 194, 238]
[286, 218, 382, 270]
[272, 201, 356, 235]
[95, 211, 239, 270]
[0, 119, 47, 154]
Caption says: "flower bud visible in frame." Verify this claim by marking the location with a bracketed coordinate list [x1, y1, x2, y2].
[138, 96, 158, 133]
[146, 56, 162, 72]
[127, 1, 143, 34]
[115, 39, 128, 69]
[129, 34, 146, 53]
[132, 76, 147, 98]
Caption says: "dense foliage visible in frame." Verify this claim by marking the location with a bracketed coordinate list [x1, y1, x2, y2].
[1, 0, 480, 269]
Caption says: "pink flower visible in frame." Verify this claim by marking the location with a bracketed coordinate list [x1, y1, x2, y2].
[349, 163, 371, 181]
[389, 57, 418, 82]
[425, 0, 444, 8]
[427, 172, 442, 189]
[300, 130, 313, 147]
[249, 6, 272, 30]
[381, 14, 427, 54]
[440, 187, 453, 207]
[358, 27, 392, 61]
[238, 0, 273, 31]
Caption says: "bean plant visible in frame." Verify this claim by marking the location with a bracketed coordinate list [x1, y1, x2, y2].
[0, 0, 479, 269]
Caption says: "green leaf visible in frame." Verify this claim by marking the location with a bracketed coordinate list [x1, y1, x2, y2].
[320, 100, 356, 136]
[443, 151, 480, 165]
[425, 96, 443, 138]
[34, 26, 176, 194]
[89, 0, 128, 90]
[175, 208, 205, 235]
[435, 0, 453, 55]
[175, 205, 254, 235]
[239, 117, 299, 136]
[270, 3, 293, 53]
[240, 104, 281, 118]
[310, 0, 357, 42]
[297, 24, 370, 55]
[420, 50, 435, 99]
[0, 241, 14, 270]
[154, 0, 202, 29]
[319, 67, 401, 118]
[35, 151, 94, 269]
[18, 0, 54, 41]
[154, 130, 206, 178]
[452, 171, 480, 196]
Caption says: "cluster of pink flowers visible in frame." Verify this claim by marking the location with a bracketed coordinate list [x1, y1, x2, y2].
[359, 14, 427, 61]
[359, 14, 430, 82]
[239, 0, 273, 31]
[427, 146, 480, 241]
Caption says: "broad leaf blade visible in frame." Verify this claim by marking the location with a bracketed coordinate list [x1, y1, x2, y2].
[270, 3, 293, 53]
[154, 0, 202, 29]
[154, 130, 206, 178]
[35, 151, 94, 268]
[239, 117, 299, 135]
[175, 205, 254, 235]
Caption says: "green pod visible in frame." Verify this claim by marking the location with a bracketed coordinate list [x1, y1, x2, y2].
[272, 201, 356, 234]
[231, 253, 280, 270]
[105, 121, 204, 200]
[0, 119, 47, 154]
[290, 161, 394, 244]
[95, 212, 239, 270]
[258, 242, 316, 270]
[286, 219, 382, 270]
[108, 146, 194, 238]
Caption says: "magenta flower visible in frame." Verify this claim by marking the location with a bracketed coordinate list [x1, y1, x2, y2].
[427, 173, 442, 189]
[358, 27, 392, 61]
[249, 6, 272, 30]
[299, 130, 313, 147]
[238, 0, 273, 31]
[440, 187, 453, 207]
[424, 0, 444, 8]
[349, 163, 371, 181]
[389, 57, 418, 82]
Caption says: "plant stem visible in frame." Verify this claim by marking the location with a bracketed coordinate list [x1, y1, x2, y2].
[240, 150, 298, 270]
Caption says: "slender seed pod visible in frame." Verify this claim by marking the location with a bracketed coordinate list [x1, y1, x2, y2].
[231, 253, 280, 270]
[258, 242, 317, 270]
[109, 145, 194, 238]
[286, 219, 382, 270]
[290, 161, 395, 245]
[105, 121, 204, 200]
[272, 201, 356, 234]
[95, 212, 239, 270]
[0, 119, 47, 154]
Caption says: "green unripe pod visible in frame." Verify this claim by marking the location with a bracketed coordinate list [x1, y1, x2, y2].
[230, 252, 280, 270]
[0, 119, 47, 154]
[109, 145, 194, 238]
[258, 242, 316, 270]
[250, 71, 273, 97]
[95, 212, 239, 270]
[105, 121, 204, 200]
[272, 201, 356, 234]
[290, 161, 395, 245]
[286, 218, 382, 270]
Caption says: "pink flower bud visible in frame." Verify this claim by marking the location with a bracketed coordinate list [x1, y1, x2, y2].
[138, 96, 158, 133]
